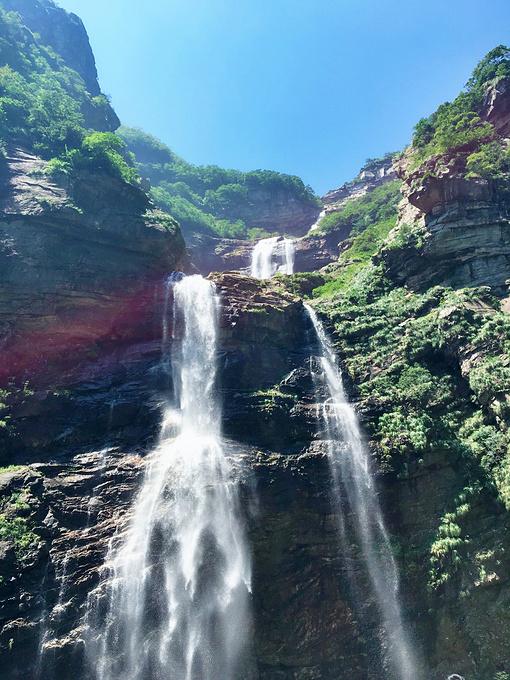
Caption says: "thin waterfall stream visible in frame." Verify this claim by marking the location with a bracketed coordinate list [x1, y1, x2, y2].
[304, 303, 418, 680]
[86, 274, 251, 680]
[250, 236, 295, 279]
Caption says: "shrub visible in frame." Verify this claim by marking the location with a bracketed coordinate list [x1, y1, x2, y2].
[411, 45, 510, 162]
[466, 141, 510, 179]
[0, 490, 39, 560]
[47, 132, 139, 184]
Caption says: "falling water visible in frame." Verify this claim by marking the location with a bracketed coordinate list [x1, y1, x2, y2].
[250, 236, 294, 279]
[282, 238, 295, 275]
[304, 303, 418, 680]
[86, 274, 251, 680]
[308, 208, 326, 231]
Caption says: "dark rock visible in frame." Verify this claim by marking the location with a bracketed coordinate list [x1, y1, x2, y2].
[0, 149, 186, 386]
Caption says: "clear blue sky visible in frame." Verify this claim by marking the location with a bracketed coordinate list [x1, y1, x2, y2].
[57, 0, 510, 194]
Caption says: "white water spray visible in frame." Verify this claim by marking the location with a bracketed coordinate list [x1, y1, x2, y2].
[305, 303, 418, 680]
[282, 238, 295, 275]
[250, 236, 295, 279]
[308, 208, 326, 232]
[87, 275, 251, 680]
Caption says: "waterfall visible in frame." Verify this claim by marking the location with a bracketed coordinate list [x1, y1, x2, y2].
[282, 238, 295, 275]
[304, 303, 418, 680]
[308, 208, 326, 231]
[86, 274, 252, 680]
[250, 236, 294, 279]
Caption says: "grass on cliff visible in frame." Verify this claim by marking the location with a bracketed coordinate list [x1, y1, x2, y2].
[314, 261, 510, 590]
[314, 180, 401, 237]
[309, 178, 402, 298]
[411, 45, 510, 164]
[0, 490, 39, 560]
[313, 216, 397, 298]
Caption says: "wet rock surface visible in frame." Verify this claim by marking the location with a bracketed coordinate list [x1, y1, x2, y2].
[1, 274, 509, 679]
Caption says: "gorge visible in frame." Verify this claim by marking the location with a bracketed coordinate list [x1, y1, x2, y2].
[1, 2, 510, 680]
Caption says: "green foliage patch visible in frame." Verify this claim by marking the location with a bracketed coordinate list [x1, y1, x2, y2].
[313, 261, 510, 591]
[313, 216, 397, 298]
[411, 46, 510, 163]
[314, 180, 401, 237]
[0, 8, 107, 156]
[0, 490, 39, 560]
[46, 131, 139, 184]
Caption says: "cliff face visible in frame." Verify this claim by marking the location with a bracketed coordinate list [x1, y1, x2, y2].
[3, 0, 100, 96]
[2, 0, 119, 131]
[322, 154, 397, 211]
[213, 187, 320, 237]
[118, 126, 322, 244]
[0, 276, 405, 680]
[0, 148, 186, 391]
[1, 3, 510, 680]
[2, 274, 509, 680]
[0, 2, 186, 460]
[381, 80, 510, 292]
[188, 232, 338, 276]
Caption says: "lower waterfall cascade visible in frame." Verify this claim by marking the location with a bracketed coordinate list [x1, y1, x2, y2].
[305, 303, 419, 680]
[85, 274, 252, 680]
[250, 236, 295, 279]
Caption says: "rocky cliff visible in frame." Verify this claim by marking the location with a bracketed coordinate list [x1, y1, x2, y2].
[1, 0, 119, 132]
[323, 153, 397, 211]
[2, 269, 509, 680]
[380, 69, 510, 293]
[0, 275, 414, 680]
[118, 126, 322, 243]
[1, 3, 510, 680]
[0, 147, 186, 388]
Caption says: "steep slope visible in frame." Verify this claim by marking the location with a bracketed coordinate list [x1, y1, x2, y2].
[286, 45, 510, 679]
[0, 2, 186, 452]
[1, 3, 510, 679]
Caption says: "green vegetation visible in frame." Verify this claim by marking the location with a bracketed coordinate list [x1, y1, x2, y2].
[310, 261, 510, 590]
[309, 179, 402, 298]
[0, 381, 33, 431]
[0, 490, 39, 560]
[253, 387, 297, 415]
[46, 131, 139, 184]
[313, 218, 396, 298]
[143, 208, 181, 235]
[0, 8, 108, 156]
[118, 126, 319, 239]
[429, 487, 479, 589]
[411, 45, 510, 163]
[314, 180, 401, 237]
[466, 141, 510, 181]
[0, 465, 26, 474]
[0, 8, 141, 188]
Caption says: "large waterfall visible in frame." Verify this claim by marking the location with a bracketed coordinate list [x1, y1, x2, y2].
[305, 303, 418, 680]
[250, 236, 295, 279]
[86, 275, 252, 680]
